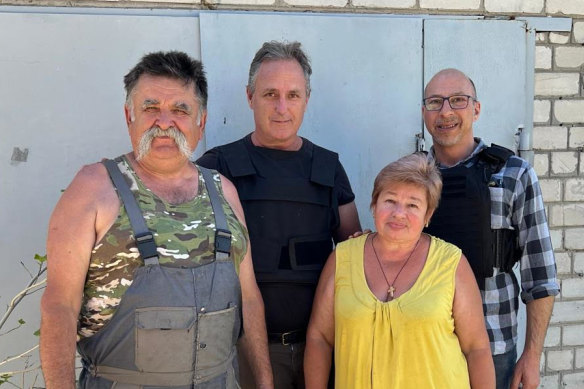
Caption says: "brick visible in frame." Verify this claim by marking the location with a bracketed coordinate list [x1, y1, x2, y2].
[540, 374, 560, 389]
[534, 99, 551, 123]
[551, 301, 584, 323]
[570, 127, 584, 148]
[533, 126, 568, 149]
[535, 46, 552, 69]
[286, 0, 345, 5]
[555, 47, 584, 68]
[562, 372, 584, 389]
[576, 348, 584, 369]
[566, 228, 584, 250]
[212, 0, 273, 4]
[566, 179, 584, 201]
[547, 349, 573, 370]
[563, 276, 584, 297]
[555, 251, 572, 274]
[554, 100, 584, 123]
[544, 325, 561, 347]
[575, 252, 584, 273]
[549, 32, 570, 44]
[550, 228, 563, 250]
[420, 0, 480, 10]
[575, 21, 584, 44]
[353, 0, 415, 7]
[540, 178, 562, 201]
[564, 324, 584, 345]
[536, 32, 547, 43]
[564, 204, 584, 226]
[484, 0, 543, 13]
[535, 73, 580, 96]
[534, 153, 549, 176]
[551, 152, 578, 175]
[547, 0, 584, 16]
[549, 204, 563, 226]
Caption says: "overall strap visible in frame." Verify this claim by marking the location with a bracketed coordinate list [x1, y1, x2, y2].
[199, 166, 232, 261]
[102, 159, 159, 266]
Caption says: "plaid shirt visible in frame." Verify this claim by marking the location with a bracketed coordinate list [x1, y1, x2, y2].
[429, 139, 559, 355]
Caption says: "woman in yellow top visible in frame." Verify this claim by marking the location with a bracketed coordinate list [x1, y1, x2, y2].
[305, 153, 494, 388]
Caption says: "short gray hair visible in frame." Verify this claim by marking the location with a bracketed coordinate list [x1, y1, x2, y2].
[247, 41, 312, 96]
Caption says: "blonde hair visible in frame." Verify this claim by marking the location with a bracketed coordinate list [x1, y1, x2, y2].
[371, 153, 442, 218]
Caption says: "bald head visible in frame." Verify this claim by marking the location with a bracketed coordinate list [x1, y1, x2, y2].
[424, 68, 477, 99]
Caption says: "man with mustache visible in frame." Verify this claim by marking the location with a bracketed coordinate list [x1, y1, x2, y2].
[422, 68, 559, 389]
[197, 41, 361, 388]
[40, 51, 273, 389]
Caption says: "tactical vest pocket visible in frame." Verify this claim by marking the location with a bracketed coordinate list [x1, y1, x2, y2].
[134, 307, 196, 373]
[195, 304, 237, 381]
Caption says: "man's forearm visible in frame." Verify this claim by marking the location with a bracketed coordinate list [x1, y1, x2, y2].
[40, 305, 78, 389]
[524, 296, 555, 357]
[240, 299, 273, 388]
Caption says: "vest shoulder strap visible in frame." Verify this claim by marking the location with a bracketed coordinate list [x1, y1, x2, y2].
[221, 139, 256, 178]
[198, 166, 232, 261]
[478, 143, 515, 173]
[103, 158, 159, 266]
[310, 143, 338, 188]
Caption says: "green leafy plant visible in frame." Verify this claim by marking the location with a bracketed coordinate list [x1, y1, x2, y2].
[0, 255, 47, 388]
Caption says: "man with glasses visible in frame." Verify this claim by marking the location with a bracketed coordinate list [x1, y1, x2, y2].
[422, 68, 558, 389]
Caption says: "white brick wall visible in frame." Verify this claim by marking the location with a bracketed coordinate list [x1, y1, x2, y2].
[536, 46, 552, 69]
[535, 73, 580, 96]
[547, 0, 584, 15]
[534, 99, 551, 123]
[551, 300, 584, 323]
[563, 277, 584, 298]
[534, 152, 550, 175]
[556, 251, 572, 273]
[545, 325, 562, 346]
[575, 22, 584, 43]
[569, 127, 584, 148]
[549, 32, 570, 44]
[419, 0, 480, 10]
[555, 47, 584, 68]
[484, 0, 543, 13]
[566, 228, 584, 250]
[562, 372, 584, 388]
[353, 0, 415, 7]
[533, 127, 568, 149]
[548, 349, 574, 370]
[565, 179, 584, 201]
[554, 100, 584, 123]
[551, 152, 578, 174]
[564, 324, 584, 345]
[576, 253, 584, 273]
[576, 348, 584, 369]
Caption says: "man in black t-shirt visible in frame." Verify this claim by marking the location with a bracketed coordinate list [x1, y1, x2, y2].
[197, 41, 361, 389]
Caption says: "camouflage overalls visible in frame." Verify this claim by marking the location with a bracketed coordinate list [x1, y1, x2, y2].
[77, 156, 247, 389]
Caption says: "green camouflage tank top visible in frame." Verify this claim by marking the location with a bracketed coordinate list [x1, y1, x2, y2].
[78, 156, 248, 340]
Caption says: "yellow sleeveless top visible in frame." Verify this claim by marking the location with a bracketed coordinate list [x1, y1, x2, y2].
[334, 234, 470, 389]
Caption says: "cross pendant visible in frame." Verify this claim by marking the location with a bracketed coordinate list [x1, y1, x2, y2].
[388, 285, 395, 299]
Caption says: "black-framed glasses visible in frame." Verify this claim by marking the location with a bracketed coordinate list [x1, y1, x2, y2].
[423, 95, 475, 111]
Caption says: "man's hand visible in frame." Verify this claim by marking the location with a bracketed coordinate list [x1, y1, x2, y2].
[509, 351, 540, 389]
[348, 229, 371, 239]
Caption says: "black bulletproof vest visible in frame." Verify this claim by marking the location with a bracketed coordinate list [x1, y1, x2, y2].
[424, 145, 518, 289]
[219, 138, 340, 332]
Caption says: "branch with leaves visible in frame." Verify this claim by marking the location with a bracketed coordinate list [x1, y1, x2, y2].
[0, 255, 47, 388]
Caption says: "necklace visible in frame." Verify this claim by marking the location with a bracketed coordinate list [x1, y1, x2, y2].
[370, 233, 421, 300]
